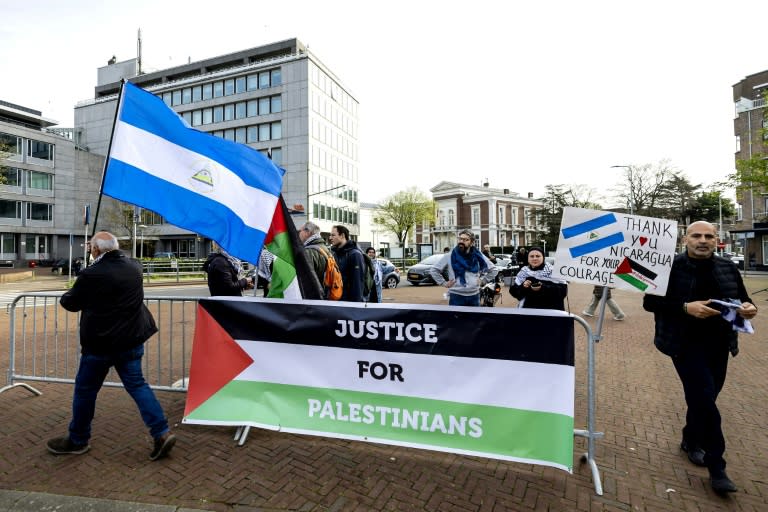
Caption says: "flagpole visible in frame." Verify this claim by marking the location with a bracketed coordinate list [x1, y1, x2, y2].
[91, 79, 127, 237]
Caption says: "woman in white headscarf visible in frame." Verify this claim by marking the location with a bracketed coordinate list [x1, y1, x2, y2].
[509, 246, 567, 310]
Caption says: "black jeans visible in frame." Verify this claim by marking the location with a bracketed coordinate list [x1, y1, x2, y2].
[672, 344, 729, 472]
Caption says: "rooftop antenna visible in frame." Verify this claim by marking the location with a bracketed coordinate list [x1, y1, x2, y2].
[137, 28, 142, 75]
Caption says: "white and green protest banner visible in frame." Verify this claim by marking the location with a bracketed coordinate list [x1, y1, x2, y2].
[184, 299, 576, 472]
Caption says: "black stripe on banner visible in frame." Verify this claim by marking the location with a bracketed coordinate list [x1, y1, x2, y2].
[628, 258, 657, 280]
[199, 299, 574, 366]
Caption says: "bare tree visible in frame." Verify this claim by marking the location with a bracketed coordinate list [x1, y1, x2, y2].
[614, 160, 677, 217]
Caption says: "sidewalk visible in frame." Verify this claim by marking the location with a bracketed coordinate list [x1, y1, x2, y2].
[1, 281, 767, 511]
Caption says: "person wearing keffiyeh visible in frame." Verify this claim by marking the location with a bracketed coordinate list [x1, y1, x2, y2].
[203, 242, 254, 296]
[428, 229, 498, 307]
[509, 246, 567, 310]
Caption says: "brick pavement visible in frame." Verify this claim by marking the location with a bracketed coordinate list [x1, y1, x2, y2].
[1, 278, 767, 511]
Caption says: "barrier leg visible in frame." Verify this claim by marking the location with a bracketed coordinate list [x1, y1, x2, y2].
[0, 382, 43, 396]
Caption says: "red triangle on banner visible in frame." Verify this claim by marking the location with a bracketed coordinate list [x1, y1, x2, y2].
[184, 303, 254, 417]
[614, 257, 632, 276]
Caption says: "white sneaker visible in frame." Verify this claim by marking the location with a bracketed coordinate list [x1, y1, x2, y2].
[613, 315, 625, 321]
[582, 311, 594, 317]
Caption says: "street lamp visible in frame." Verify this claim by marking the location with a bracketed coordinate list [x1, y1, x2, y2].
[540, 239, 547, 257]
[611, 165, 633, 215]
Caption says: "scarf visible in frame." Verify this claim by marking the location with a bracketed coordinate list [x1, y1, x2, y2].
[514, 262, 564, 285]
[303, 233, 323, 246]
[218, 247, 242, 275]
[450, 246, 488, 285]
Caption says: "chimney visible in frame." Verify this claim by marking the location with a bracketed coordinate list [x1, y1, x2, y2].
[503, 188, 509, 195]
[483, 181, 489, 188]
[527, 192, 534, 198]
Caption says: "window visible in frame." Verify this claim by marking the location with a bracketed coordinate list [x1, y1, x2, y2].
[182, 88, 192, 104]
[247, 100, 258, 117]
[1, 233, 15, 253]
[259, 123, 271, 141]
[162, 92, 172, 106]
[271, 95, 282, 113]
[271, 69, 281, 86]
[524, 208, 531, 226]
[213, 81, 224, 98]
[27, 202, 52, 221]
[270, 147, 282, 166]
[247, 126, 258, 143]
[0, 167, 20, 186]
[498, 206, 505, 225]
[202, 108, 213, 124]
[259, 97, 270, 115]
[192, 86, 202, 102]
[259, 71, 271, 89]
[224, 129, 235, 141]
[224, 79, 235, 96]
[270, 121, 282, 139]
[247, 74, 258, 91]
[471, 206, 480, 226]
[172, 90, 182, 106]
[448, 209, 455, 226]
[511, 207, 518, 225]
[213, 106, 223, 123]
[182, 111, 192, 125]
[28, 139, 54, 161]
[235, 77, 246, 94]
[235, 102, 247, 120]
[202, 83, 213, 100]
[224, 104, 234, 121]
[438, 210, 445, 226]
[0, 199, 20, 218]
[27, 171, 53, 191]
[235, 127, 246, 144]
[192, 110, 202, 126]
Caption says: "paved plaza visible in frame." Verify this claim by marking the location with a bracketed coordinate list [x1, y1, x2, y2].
[1, 274, 767, 511]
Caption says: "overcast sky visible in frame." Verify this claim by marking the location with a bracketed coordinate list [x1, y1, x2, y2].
[3, 0, 767, 206]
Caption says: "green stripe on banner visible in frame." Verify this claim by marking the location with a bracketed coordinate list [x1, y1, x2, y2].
[616, 273, 648, 291]
[184, 380, 574, 470]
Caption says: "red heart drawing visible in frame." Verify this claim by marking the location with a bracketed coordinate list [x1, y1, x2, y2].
[639, 237, 648, 246]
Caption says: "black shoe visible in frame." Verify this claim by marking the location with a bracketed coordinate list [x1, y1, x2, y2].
[149, 432, 176, 461]
[47, 436, 90, 455]
[710, 470, 737, 494]
[680, 440, 706, 467]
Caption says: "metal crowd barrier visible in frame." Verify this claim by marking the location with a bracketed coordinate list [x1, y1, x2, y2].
[1, 292, 605, 495]
[1, 292, 200, 396]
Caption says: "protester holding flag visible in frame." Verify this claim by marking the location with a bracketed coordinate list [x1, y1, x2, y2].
[48, 231, 176, 461]
[510, 246, 567, 311]
[203, 242, 253, 296]
[643, 221, 758, 495]
[429, 229, 498, 307]
[330, 225, 366, 302]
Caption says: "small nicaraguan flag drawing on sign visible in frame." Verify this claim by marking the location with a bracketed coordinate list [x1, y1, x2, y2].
[561, 212, 625, 258]
[102, 81, 284, 265]
[614, 257, 658, 291]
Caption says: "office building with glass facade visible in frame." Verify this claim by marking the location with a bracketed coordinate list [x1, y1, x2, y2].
[75, 38, 360, 257]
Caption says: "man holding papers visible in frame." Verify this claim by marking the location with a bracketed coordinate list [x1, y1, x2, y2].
[643, 221, 758, 495]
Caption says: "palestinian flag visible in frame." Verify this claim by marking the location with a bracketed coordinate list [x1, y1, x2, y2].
[183, 299, 576, 472]
[263, 195, 322, 299]
[614, 256, 657, 291]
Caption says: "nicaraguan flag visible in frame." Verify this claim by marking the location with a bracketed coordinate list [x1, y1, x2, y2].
[102, 81, 284, 264]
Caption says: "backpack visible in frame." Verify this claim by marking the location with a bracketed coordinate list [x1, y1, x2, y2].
[361, 252, 376, 299]
[308, 245, 343, 300]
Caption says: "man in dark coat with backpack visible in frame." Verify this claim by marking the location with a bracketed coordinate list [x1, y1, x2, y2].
[330, 224, 369, 302]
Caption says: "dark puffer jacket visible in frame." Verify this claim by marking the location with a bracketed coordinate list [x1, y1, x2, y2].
[203, 253, 248, 296]
[642, 252, 751, 357]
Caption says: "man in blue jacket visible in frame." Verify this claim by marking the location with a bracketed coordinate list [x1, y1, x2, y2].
[643, 221, 757, 494]
[47, 231, 176, 461]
